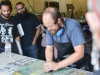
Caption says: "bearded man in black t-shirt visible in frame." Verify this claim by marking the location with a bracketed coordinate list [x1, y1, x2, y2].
[13, 2, 41, 58]
[0, 1, 21, 53]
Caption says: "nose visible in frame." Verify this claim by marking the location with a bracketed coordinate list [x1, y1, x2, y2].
[47, 27, 51, 30]
[5, 11, 9, 14]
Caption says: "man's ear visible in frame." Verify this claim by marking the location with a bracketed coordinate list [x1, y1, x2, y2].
[57, 18, 63, 24]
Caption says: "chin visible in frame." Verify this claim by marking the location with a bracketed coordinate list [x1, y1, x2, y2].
[50, 31, 57, 35]
[51, 33, 56, 35]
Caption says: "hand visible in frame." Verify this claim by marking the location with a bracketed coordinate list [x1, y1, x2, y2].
[43, 62, 59, 72]
[32, 40, 36, 45]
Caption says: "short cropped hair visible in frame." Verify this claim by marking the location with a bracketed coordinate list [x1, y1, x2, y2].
[42, 7, 62, 24]
[0, 1, 12, 11]
[15, 2, 25, 8]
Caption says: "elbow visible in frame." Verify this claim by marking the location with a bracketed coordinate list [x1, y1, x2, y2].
[38, 26, 41, 31]
[80, 52, 84, 59]
[15, 36, 20, 41]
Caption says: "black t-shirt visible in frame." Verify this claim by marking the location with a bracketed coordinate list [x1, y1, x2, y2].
[13, 13, 40, 47]
[0, 15, 20, 53]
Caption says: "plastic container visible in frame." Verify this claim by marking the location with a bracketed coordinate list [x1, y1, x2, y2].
[5, 43, 11, 58]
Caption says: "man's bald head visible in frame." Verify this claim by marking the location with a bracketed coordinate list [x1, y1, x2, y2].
[42, 7, 61, 23]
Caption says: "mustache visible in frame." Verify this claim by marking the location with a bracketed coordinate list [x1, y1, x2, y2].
[5, 14, 10, 15]
[1, 13, 10, 18]
[17, 10, 28, 19]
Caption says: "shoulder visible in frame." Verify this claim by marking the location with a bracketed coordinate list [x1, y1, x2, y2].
[28, 13, 36, 17]
[66, 18, 79, 24]
[10, 17, 16, 24]
[65, 18, 81, 30]
[13, 14, 18, 17]
[13, 14, 19, 20]
[28, 13, 38, 20]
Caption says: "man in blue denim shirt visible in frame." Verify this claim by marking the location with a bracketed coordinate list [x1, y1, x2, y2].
[42, 7, 92, 72]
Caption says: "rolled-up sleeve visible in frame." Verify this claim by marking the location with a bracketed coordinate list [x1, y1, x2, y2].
[46, 29, 54, 46]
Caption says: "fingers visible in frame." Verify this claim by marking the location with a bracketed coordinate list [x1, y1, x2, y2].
[44, 63, 51, 72]
[43, 62, 58, 72]
[44, 66, 51, 72]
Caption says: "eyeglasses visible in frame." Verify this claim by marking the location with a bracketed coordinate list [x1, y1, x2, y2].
[46, 24, 55, 28]
[16, 6, 25, 11]
[44, 19, 58, 29]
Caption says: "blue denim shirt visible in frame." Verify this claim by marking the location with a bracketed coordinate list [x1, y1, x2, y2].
[46, 18, 90, 54]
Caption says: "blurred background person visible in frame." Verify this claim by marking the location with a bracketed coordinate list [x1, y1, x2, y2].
[86, 0, 100, 74]
[41, 24, 46, 61]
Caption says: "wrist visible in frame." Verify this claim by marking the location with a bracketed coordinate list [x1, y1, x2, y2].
[46, 60, 52, 63]
[57, 62, 60, 69]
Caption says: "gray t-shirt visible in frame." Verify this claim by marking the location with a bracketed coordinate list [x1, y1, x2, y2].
[46, 18, 90, 54]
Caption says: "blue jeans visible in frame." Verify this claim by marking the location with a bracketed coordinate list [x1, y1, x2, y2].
[0, 48, 4, 53]
[22, 44, 38, 59]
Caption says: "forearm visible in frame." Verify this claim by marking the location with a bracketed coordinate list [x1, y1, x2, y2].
[33, 26, 41, 43]
[58, 51, 84, 69]
[45, 46, 53, 62]
[44, 52, 84, 72]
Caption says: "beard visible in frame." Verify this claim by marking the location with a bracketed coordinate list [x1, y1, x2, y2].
[1, 12, 10, 19]
[50, 25, 60, 35]
[50, 29, 58, 35]
[17, 10, 28, 19]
